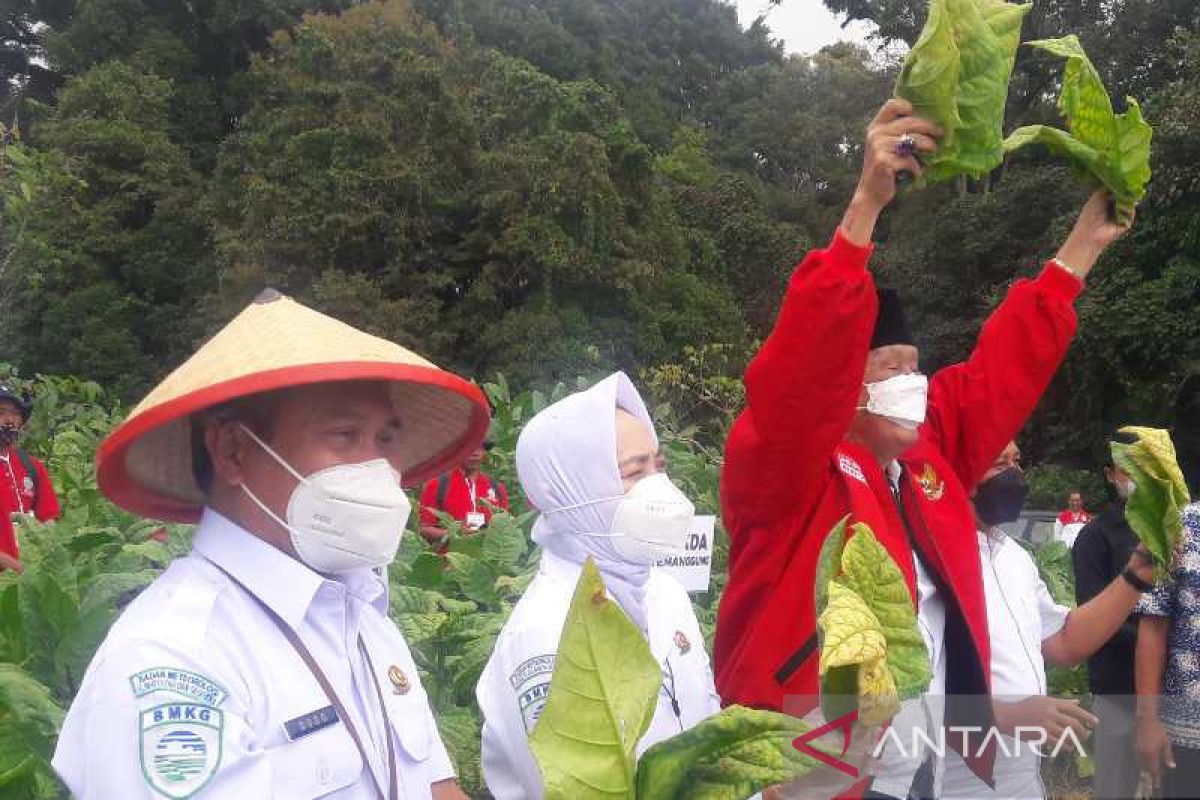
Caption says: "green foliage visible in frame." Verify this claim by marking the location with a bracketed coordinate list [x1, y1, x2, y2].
[1023, 463, 1109, 512]
[0, 366, 187, 798]
[1110, 426, 1190, 579]
[635, 706, 820, 800]
[531, 561, 819, 800]
[895, 0, 1031, 182]
[1004, 36, 1153, 223]
[815, 522, 930, 726]
[529, 559, 661, 799]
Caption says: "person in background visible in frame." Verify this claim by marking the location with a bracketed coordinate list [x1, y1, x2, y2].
[476, 372, 720, 799]
[419, 439, 509, 548]
[1, 383, 61, 563]
[1054, 490, 1092, 547]
[1136, 377, 1200, 798]
[1072, 435, 1141, 799]
[941, 441, 1155, 800]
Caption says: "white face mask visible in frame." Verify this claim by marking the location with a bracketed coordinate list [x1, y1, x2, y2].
[1116, 477, 1136, 500]
[569, 473, 695, 565]
[238, 425, 412, 573]
[860, 373, 928, 430]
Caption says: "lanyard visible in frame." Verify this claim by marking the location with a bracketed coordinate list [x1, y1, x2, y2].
[463, 472, 478, 513]
[1, 455, 25, 514]
[207, 560, 399, 800]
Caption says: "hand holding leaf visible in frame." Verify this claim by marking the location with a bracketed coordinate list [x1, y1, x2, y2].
[1003, 36, 1152, 224]
[1110, 427, 1190, 581]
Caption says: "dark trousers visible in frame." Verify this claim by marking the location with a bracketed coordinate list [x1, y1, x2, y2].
[1163, 742, 1200, 799]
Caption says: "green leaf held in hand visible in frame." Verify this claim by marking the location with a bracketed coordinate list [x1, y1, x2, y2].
[896, 0, 1032, 183]
[529, 558, 661, 800]
[1003, 35, 1152, 223]
[815, 523, 930, 727]
[1111, 426, 1191, 580]
[635, 705, 823, 800]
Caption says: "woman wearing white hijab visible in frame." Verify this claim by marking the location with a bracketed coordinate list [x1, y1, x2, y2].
[476, 372, 721, 799]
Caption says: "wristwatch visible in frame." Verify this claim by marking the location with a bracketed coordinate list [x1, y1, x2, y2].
[1122, 566, 1154, 592]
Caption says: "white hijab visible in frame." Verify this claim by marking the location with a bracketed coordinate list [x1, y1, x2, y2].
[516, 372, 658, 630]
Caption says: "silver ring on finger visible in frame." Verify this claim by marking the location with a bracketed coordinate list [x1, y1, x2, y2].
[896, 133, 918, 157]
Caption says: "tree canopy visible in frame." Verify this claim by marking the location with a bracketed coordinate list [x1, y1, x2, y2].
[2, 0, 1198, 469]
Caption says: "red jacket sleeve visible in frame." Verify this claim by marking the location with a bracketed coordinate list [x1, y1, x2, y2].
[922, 262, 1082, 491]
[723, 230, 878, 527]
[33, 458, 60, 522]
[495, 481, 510, 511]
[418, 478, 440, 526]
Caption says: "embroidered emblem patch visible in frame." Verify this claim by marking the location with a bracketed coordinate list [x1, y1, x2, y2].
[917, 463, 945, 501]
[140, 703, 223, 798]
[674, 630, 691, 655]
[510, 655, 556, 732]
[130, 668, 228, 707]
[838, 454, 867, 484]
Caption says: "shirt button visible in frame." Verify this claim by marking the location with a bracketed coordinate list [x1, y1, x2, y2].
[317, 764, 332, 784]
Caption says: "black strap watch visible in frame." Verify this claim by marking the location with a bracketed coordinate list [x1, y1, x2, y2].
[1122, 566, 1154, 593]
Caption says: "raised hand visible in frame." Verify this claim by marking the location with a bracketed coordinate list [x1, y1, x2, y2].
[841, 98, 942, 246]
[1055, 190, 1136, 281]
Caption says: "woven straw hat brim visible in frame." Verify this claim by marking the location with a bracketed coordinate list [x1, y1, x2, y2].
[96, 294, 489, 523]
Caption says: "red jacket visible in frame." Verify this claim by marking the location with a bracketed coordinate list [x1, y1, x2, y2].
[1, 445, 61, 559]
[714, 231, 1082, 783]
[419, 468, 509, 528]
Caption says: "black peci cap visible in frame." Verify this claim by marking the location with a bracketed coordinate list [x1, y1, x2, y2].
[871, 288, 916, 350]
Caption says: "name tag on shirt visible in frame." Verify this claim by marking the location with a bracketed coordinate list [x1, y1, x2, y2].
[283, 705, 339, 741]
[466, 512, 486, 529]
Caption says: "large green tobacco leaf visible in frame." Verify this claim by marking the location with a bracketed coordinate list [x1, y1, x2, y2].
[814, 523, 931, 727]
[838, 529, 930, 700]
[529, 558, 661, 799]
[814, 515, 850, 615]
[1003, 36, 1152, 222]
[635, 706, 821, 800]
[896, 0, 1031, 183]
[0, 665, 63, 785]
[1111, 427, 1190, 580]
[817, 582, 898, 726]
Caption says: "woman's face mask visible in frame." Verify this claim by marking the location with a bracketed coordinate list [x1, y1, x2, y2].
[860, 373, 928, 430]
[238, 424, 412, 573]
[555, 472, 696, 565]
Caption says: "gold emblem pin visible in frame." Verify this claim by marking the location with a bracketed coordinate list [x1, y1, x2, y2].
[388, 665, 410, 695]
[674, 630, 691, 655]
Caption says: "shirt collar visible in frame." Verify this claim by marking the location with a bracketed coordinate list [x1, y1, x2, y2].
[192, 508, 388, 628]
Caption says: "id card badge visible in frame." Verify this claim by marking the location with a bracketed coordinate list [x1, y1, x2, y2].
[466, 512, 486, 530]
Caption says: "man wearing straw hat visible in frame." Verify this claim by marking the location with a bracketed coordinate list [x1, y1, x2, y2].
[52, 289, 488, 799]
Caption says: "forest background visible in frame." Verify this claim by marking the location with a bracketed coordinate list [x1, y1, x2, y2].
[2, 0, 1199, 479]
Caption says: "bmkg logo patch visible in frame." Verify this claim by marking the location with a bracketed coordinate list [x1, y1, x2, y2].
[140, 702, 223, 798]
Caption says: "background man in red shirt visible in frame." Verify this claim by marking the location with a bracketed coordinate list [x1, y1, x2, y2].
[1054, 490, 1092, 547]
[419, 439, 510, 547]
[1, 384, 62, 562]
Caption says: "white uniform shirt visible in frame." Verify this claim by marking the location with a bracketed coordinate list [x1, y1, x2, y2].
[941, 530, 1070, 800]
[53, 509, 456, 799]
[476, 549, 721, 799]
[870, 464, 949, 799]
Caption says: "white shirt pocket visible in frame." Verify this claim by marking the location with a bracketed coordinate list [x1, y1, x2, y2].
[269, 723, 365, 798]
[385, 691, 432, 763]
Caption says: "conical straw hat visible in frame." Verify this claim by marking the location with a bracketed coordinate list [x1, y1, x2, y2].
[97, 289, 490, 522]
